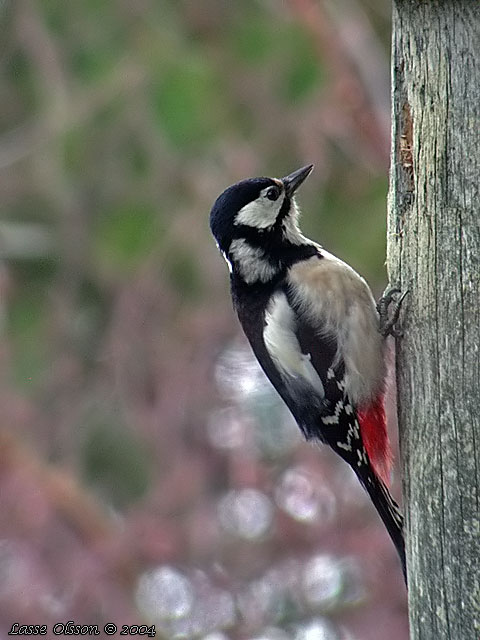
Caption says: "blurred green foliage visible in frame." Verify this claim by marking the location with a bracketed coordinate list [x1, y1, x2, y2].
[83, 419, 152, 507]
[1, 0, 390, 501]
[0, 1, 407, 634]
[153, 58, 224, 148]
[94, 203, 159, 275]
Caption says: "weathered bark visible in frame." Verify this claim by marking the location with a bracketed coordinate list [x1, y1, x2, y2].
[387, 1, 480, 638]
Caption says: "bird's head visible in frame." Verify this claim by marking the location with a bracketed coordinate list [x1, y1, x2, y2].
[210, 164, 314, 283]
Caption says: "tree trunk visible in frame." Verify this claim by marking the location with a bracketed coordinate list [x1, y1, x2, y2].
[387, 1, 480, 638]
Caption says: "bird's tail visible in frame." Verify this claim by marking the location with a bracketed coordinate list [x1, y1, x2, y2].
[357, 469, 407, 583]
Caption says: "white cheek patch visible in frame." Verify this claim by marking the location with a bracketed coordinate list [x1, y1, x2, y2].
[229, 238, 277, 284]
[264, 292, 325, 397]
[234, 190, 285, 229]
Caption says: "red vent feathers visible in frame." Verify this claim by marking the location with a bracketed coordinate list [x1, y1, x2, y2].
[357, 396, 392, 485]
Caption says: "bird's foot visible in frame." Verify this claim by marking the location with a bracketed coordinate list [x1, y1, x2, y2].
[377, 286, 409, 338]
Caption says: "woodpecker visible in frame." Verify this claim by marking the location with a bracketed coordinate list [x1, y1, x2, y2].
[209, 165, 407, 580]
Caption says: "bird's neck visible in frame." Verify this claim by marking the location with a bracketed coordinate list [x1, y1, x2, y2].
[228, 238, 321, 288]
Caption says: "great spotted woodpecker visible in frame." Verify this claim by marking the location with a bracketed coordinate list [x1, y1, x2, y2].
[209, 165, 407, 580]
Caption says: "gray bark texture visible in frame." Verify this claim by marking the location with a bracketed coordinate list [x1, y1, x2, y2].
[387, 1, 480, 638]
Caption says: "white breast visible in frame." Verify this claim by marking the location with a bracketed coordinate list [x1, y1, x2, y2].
[264, 291, 325, 397]
[286, 252, 385, 405]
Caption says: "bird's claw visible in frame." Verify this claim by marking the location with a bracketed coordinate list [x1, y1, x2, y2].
[377, 286, 409, 338]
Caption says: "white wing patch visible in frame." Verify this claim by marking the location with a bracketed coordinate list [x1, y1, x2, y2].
[264, 292, 325, 397]
[320, 400, 344, 425]
[235, 188, 285, 229]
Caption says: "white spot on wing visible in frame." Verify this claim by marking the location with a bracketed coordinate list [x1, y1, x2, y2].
[263, 292, 325, 397]
[356, 449, 365, 467]
[321, 399, 344, 425]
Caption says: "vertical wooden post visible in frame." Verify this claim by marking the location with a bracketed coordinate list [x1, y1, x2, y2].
[388, 1, 480, 637]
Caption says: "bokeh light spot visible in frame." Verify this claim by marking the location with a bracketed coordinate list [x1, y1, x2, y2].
[136, 565, 193, 621]
[294, 618, 340, 640]
[275, 468, 336, 524]
[218, 489, 273, 540]
[207, 407, 249, 450]
[302, 556, 343, 609]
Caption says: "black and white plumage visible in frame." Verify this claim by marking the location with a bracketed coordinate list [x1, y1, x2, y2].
[210, 165, 406, 580]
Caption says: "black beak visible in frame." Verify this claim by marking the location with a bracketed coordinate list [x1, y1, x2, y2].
[282, 164, 314, 197]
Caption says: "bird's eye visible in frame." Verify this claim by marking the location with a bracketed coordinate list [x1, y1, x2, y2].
[266, 186, 280, 201]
